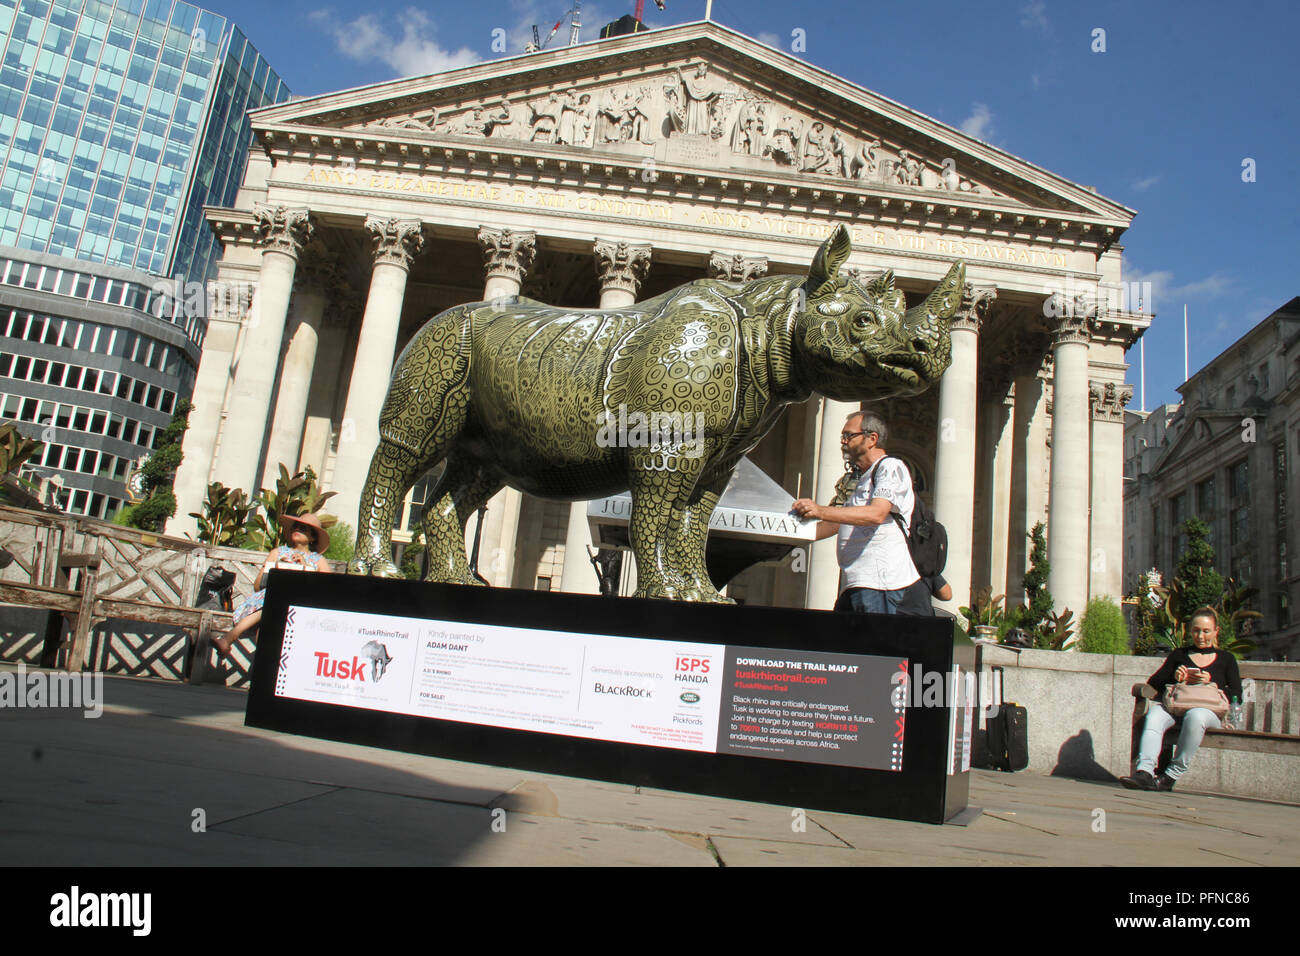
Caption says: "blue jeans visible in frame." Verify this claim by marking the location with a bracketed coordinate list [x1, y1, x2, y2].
[1135, 704, 1222, 779]
[835, 586, 909, 614]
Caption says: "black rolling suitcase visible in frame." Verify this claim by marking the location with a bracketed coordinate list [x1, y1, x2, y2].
[987, 702, 1029, 772]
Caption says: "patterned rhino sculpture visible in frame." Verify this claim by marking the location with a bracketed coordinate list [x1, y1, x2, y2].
[350, 225, 965, 601]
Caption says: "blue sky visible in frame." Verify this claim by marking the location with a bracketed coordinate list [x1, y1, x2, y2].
[214, 0, 1297, 410]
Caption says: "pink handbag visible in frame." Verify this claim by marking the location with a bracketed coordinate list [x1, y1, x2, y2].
[1163, 681, 1229, 719]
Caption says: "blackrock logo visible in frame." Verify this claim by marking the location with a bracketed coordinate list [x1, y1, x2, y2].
[593, 683, 654, 699]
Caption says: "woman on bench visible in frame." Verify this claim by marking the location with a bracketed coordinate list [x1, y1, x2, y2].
[1121, 607, 1241, 792]
[212, 513, 332, 657]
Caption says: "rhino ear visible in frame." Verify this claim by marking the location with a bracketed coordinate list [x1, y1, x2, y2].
[904, 260, 966, 325]
[808, 225, 852, 293]
[865, 270, 896, 301]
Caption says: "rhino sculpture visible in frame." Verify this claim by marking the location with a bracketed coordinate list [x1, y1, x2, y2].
[350, 225, 965, 601]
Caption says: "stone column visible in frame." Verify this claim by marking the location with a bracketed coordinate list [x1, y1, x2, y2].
[298, 292, 358, 478]
[1046, 296, 1094, 622]
[932, 285, 996, 614]
[984, 390, 1016, 601]
[167, 279, 254, 537]
[260, 252, 334, 488]
[1089, 380, 1132, 601]
[558, 239, 654, 594]
[329, 217, 425, 530]
[1006, 357, 1051, 603]
[707, 252, 768, 282]
[211, 205, 313, 495]
[807, 398, 862, 610]
[470, 228, 537, 588]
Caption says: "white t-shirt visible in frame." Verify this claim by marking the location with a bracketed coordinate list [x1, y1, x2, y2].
[837, 456, 919, 592]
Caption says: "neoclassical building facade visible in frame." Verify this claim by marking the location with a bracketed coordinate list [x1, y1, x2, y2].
[166, 21, 1147, 616]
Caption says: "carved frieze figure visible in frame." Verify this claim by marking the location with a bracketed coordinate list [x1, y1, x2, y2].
[529, 93, 561, 143]
[662, 85, 686, 135]
[895, 149, 922, 185]
[484, 98, 520, 139]
[349, 226, 965, 603]
[575, 93, 595, 146]
[829, 129, 851, 178]
[850, 138, 880, 180]
[594, 90, 622, 143]
[458, 107, 487, 137]
[556, 89, 580, 145]
[623, 87, 655, 144]
[676, 62, 720, 135]
[802, 122, 830, 172]
[730, 98, 766, 155]
[768, 113, 802, 165]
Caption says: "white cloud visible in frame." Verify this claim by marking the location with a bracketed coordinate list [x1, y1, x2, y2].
[1020, 0, 1048, 31]
[1131, 175, 1161, 192]
[310, 8, 482, 77]
[960, 103, 995, 140]
[1174, 274, 1232, 298]
[1031, 73, 1041, 90]
[757, 32, 781, 48]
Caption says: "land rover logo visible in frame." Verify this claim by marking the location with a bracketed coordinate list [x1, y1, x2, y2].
[679, 692, 700, 704]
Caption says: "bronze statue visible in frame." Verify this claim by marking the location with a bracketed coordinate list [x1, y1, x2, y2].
[349, 226, 965, 602]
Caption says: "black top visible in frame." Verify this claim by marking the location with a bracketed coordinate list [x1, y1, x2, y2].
[1147, 647, 1242, 702]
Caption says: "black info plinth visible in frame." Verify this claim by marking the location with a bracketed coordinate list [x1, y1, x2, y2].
[246, 572, 975, 824]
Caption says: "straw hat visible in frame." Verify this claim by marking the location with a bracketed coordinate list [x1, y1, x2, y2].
[280, 512, 330, 553]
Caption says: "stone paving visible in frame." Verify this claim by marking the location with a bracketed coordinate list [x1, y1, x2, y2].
[2, 667, 1296, 866]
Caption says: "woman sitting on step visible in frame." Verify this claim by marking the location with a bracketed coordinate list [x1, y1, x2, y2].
[212, 513, 331, 657]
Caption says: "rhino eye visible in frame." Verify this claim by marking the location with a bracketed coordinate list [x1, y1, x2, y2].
[854, 310, 878, 326]
[816, 299, 849, 316]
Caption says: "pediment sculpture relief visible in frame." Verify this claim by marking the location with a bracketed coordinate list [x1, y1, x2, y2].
[354, 62, 1001, 195]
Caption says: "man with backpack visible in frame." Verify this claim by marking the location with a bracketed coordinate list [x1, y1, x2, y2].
[792, 411, 942, 616]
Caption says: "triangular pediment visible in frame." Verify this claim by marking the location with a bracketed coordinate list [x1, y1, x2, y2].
[253, 21, 1133, 225]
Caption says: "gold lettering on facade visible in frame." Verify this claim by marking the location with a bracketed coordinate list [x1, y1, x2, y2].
[299, 164, 1071, 269]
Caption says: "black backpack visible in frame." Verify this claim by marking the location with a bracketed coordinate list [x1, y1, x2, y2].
[867, 457, 949, 578]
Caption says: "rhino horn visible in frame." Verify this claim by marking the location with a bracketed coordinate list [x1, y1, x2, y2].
[903, 260, 966, 326]
[807, 224, 852, 295]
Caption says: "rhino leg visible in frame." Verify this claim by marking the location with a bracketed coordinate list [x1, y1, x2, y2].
[626, 453, 703, 601]
[671, 473, 733, 604]
[421, 456, 502, 586]
[351, 310, 472, 576]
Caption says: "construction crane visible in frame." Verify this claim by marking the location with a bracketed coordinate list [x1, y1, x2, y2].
[633, 0, 667, 21]
[527, 3, 584, 52]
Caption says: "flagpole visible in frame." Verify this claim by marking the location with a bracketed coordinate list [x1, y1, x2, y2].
[1140, 337, 1146, 412]
[1183, 304, 1189, 383]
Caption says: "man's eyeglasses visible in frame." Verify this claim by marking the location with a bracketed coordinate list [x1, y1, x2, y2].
[840, 431, 867, 443]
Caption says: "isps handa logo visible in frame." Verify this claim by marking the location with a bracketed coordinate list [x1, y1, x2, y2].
[314, 641, 393, 684]
[674, 655, 711, 685]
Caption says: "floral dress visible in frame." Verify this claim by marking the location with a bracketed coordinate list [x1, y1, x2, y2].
[232, 546, 324, 623]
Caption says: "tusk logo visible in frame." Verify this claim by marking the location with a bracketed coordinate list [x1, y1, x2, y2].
[360, 641, 393, 683]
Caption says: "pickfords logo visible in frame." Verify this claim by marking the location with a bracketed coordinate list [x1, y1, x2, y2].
[592, 682, 654, 698]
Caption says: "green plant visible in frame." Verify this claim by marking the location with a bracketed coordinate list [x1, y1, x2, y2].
[398, 527, 424, 579]
[190, 481, 255, 548]
[0, 420, 43, 477]
[996, 603, 1025, 642]
[1130, 571, 1162, 656]
[1080, 596, 1129, 655]
[244, 465, 338, 550]
[1175, 516, 1225, 612]
[1037, 608, 1075, 650]
[959, 585, 1005, 629]
[1021, 522, 1053, 635]
[1218, 577, 1261, 659]
[123, 399, 191, 531]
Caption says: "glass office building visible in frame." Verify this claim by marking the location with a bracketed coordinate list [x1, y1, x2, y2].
[0, 0, 291, 282]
